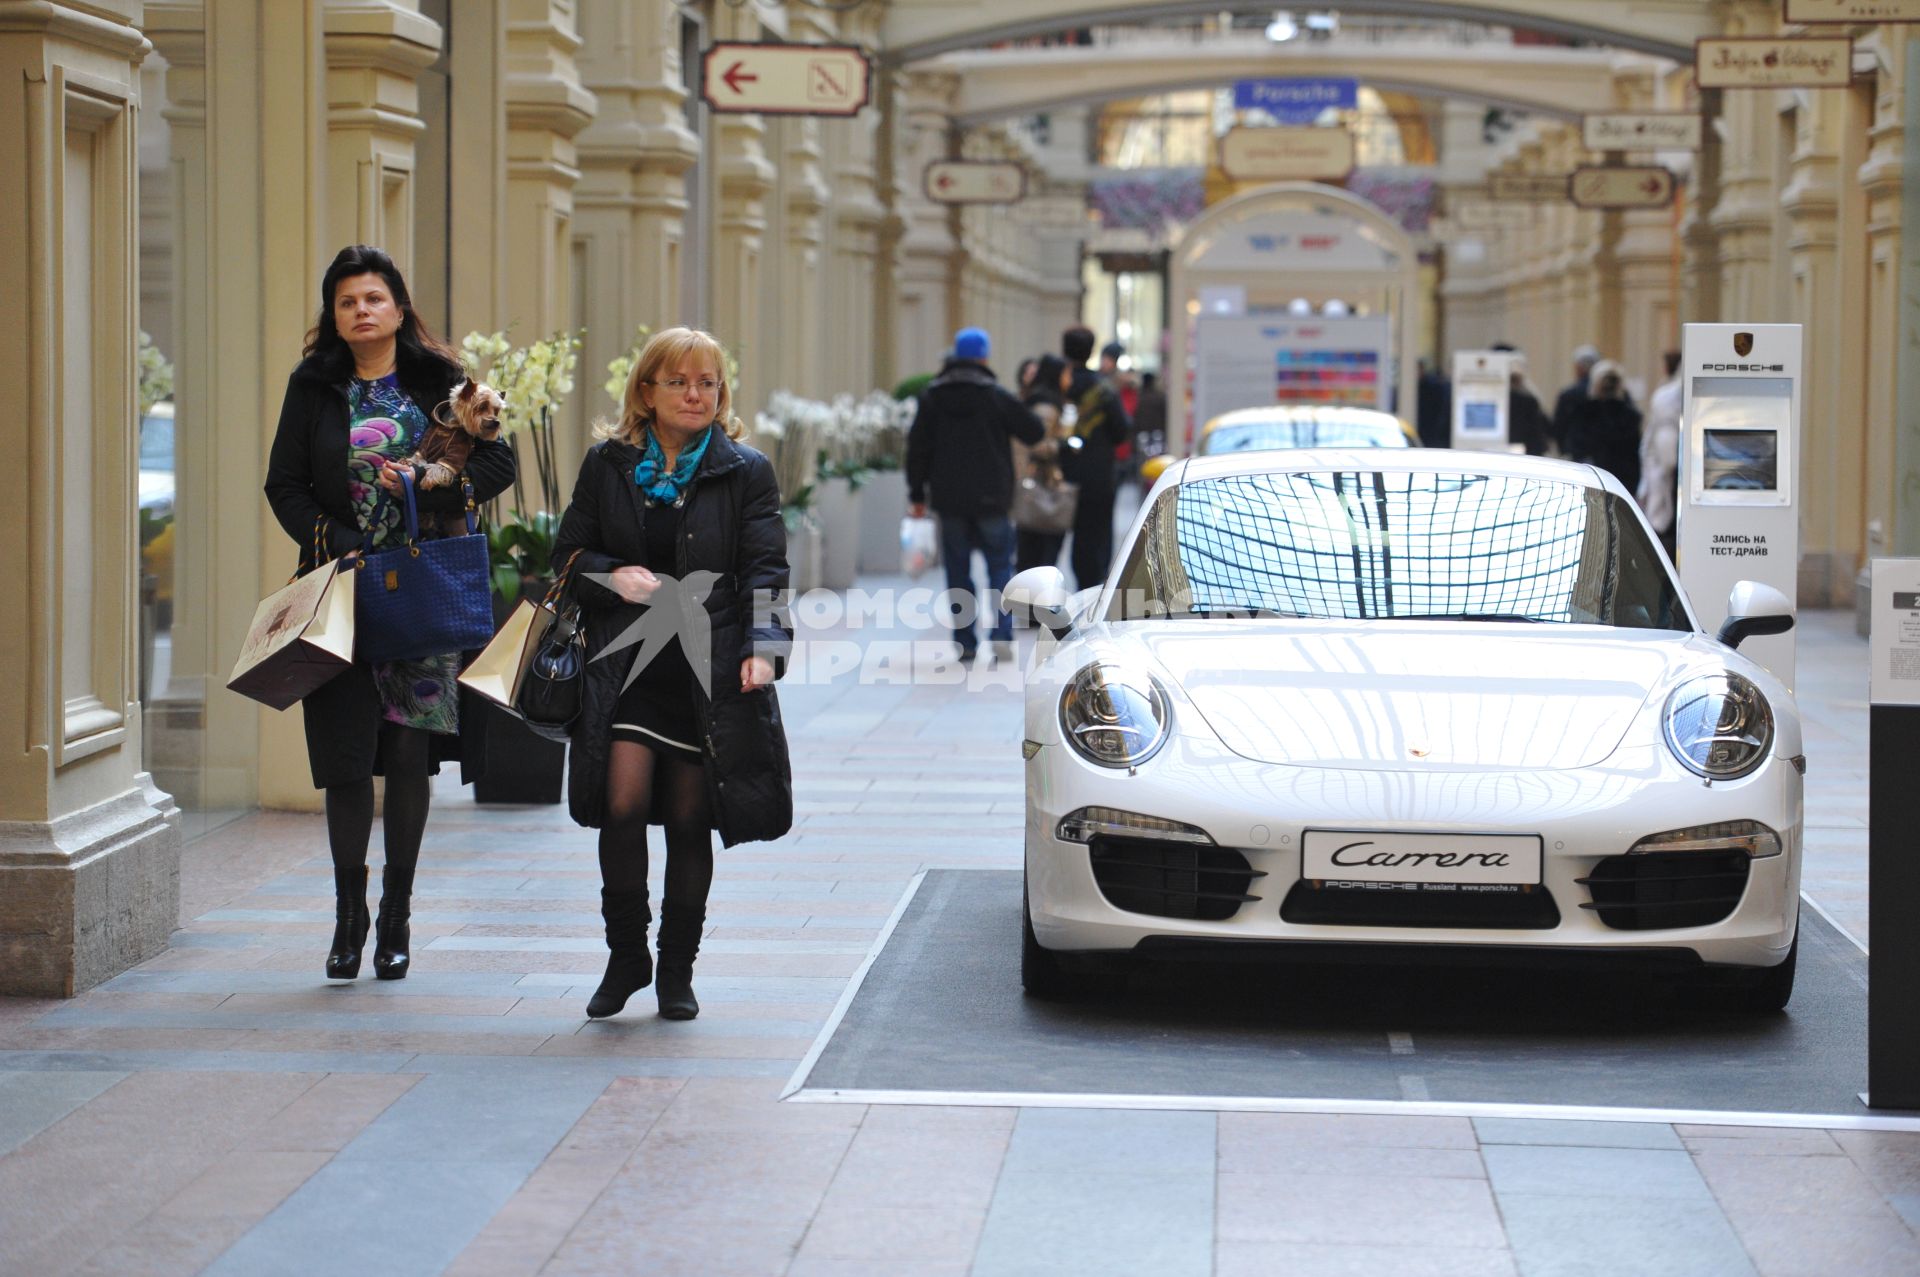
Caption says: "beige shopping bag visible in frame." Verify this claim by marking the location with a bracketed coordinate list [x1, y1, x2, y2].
[456, 597, 558, 709]
[226, 560, 356, 710]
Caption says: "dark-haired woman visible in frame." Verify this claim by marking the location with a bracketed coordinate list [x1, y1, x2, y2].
[554, 326, 793, 1021]
[264, 244, 516, 982]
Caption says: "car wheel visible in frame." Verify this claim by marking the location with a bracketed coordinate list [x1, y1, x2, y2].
[1722, 930, 1797, 1014]
[1021, 880, 1120, 1000]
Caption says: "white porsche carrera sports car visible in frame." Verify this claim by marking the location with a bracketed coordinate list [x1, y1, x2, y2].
[1006, 450, 1803, 1010]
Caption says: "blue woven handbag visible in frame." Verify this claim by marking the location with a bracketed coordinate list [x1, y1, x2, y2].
[353, 470, 495, 665]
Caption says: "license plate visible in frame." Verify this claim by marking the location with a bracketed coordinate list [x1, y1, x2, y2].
[1301, 830, 1542, 887]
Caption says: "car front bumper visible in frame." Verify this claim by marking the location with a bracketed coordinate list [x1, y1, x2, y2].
[1024, 736, 1803, 970]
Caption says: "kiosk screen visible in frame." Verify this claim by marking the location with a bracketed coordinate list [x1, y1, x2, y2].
[1702, 430, 1777, 491]
[1461, 401, 1499, 433]
[1689, 377, 1791, 503]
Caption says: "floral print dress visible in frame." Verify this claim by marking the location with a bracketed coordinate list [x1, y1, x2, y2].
[347, 373, 460, 735]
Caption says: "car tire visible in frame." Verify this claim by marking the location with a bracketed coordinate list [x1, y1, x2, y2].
[1021, 881, 1119, 1000]
[1723, 930, 1797, 1014]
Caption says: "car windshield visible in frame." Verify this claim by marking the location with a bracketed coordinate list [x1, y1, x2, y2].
[1201, 418, 1408, 454]
[1111, 470, 1687, 629]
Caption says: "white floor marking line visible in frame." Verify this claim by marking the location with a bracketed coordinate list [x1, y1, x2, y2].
[778, 869, 927, 1101]
[1800, 890, 1868, 955]
[786, 1088, 1920, 1131]
[1399, 1075, 1431, 1101]
[1388, 1031, 1415, 1056]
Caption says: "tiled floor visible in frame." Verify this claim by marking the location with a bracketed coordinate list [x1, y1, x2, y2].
[0, 596, 1910, 1276]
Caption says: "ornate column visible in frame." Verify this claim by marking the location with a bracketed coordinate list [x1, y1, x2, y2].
[575, 0, 698, 425]
[502, 0, 594, 482]
[775, 115, 829, 398]
[891, 74, 956, 378]
[1860, 30, 1907, 580]
[0, 0, 181, 993]
[322, 1, 440, 271]
[1708, 0, 1785, 321]
[824, 8, 886, 396]
[1782, 91, 1847, 605]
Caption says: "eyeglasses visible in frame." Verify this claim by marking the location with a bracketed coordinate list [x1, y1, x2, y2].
[650, 377, 723, 396]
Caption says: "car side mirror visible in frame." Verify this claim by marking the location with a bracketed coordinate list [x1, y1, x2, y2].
[1716, 579, 1795, 649]
[1005, 566, 1074, 637]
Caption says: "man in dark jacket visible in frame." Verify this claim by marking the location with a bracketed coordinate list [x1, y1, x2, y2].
[1550, 344, 1600, 455]
[907, 327, 1045, 662]
[1061, 325, 1132, 591]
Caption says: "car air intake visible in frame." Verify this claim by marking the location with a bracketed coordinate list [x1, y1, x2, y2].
[1576, 851, 1752, 931]
[1087, 837, 1262, 922]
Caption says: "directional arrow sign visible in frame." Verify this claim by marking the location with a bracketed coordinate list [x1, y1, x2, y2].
[700, 42, 871, 117]
[923, 160, 1026, 205]
[1569, 165, 1676, 210]
[1487, 173, 1570, 202]
[1582, 112, 1703, 152]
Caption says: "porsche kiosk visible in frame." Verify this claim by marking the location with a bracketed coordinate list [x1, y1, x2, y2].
[1167, 183, 1421, 454]
[1676, 323, 1801, 681]
[1451, 350, 1515, 451]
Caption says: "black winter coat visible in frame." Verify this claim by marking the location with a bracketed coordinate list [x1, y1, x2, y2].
[905, 359, 1045, 517]
[1064, 368, 1131, 494]
[1567, 397, 1644, 496]
[552, 428, 794, 846]
[263, 353, 518, 790]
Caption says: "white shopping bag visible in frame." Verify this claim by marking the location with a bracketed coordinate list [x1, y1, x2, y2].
[900, 516, 937, 578]
[226, 561, 355, 710]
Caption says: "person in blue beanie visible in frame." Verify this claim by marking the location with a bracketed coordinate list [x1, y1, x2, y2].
[905, 327, 1045, 663]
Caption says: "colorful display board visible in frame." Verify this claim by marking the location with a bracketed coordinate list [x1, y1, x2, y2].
[1190, 315, 1393, 427]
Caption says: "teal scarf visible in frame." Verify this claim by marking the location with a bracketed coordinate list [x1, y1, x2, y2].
[633, 426, 712, 505]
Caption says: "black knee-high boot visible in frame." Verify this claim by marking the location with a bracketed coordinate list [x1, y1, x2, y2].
[372, 863, 414, 980]
[655, 902, 705, 1021]
[326, 864, 371, 980]
[586, 888, 654, 1019]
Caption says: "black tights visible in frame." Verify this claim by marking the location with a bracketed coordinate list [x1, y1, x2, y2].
[323, 722, 433, 878]
[599, 740, 715, 906]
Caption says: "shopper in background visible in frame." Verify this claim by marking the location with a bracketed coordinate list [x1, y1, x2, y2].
[1565, 358, 1643, 495]
[1637, 349, 1683, 559]
[1060, 325, 1132, 592]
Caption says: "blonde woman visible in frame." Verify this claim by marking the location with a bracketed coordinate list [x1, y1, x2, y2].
[553, 327, 793, 1020]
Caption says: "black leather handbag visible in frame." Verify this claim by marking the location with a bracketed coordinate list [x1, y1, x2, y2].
[513, 553, 584, 742]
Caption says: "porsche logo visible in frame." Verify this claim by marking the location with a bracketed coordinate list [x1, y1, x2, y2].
[1408, 744, 1431, 758]
[1733, 331, 1754, 357]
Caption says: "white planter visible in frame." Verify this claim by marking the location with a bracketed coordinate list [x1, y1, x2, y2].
[786, 516, 823, 597]
[858, 472, 911, 573]
[817, 476, 859, 590]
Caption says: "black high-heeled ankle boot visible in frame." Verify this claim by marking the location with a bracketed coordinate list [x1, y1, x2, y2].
[372, 863, 414, 980]
[655, 903, 705, 1021]
[585, 888, 653, 1019]
[326, 864, 370, 980]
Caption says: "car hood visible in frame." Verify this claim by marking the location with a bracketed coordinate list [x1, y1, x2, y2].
[1127, 621, 1682, 772]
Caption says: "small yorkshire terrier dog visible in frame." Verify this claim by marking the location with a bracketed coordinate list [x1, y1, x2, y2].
[391, 379, 504, 535]
[408, 379, 505, 489]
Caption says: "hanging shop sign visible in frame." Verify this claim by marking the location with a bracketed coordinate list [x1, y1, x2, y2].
[924, 160, 1026, 205]
[1786, 0, 1920, 22]
[1695, 37, 1853, 89]
[1582, 113, 1704, 152]
[1569, 166, 1676, 210]
[1487, 173, 1569, 202]
[1218, 128, 1355, 182]
[1231, 78, 1358, 121]
[1451, 203, 1530, 231]
[699, 42, 871, 117]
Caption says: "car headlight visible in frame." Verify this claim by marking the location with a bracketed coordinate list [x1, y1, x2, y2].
[1663, 673, 1774, 779]
[1059, 663, 1170, 768]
